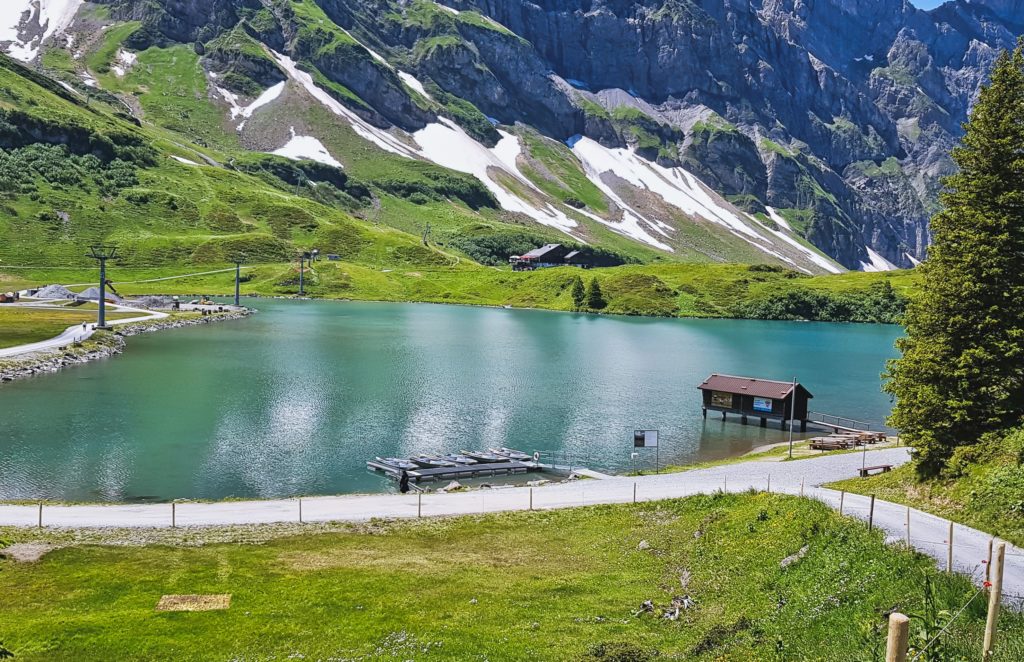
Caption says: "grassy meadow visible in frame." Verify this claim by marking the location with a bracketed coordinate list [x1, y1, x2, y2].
[1, 493, 1021, 660]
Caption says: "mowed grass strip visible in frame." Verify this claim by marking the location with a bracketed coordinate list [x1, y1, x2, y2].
[0, 306, 137, 348]
[1, 494, 1021, 660]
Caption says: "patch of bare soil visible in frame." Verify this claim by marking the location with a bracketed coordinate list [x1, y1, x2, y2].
[1, 542, 56, 562]
[156, 594, 231, 612]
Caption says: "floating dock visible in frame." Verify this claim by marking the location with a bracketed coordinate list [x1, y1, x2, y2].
[367, 459, 540, 483]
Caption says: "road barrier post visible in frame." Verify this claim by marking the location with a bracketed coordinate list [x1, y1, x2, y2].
[172, 502, 176, 528]
[418, 492, 422, 518]
[633, 482, 637, 504]
[868, 495, 876, 531]
[983, 542, 1006, 660]
[299, 497, 303, 524]
[800, 477, 805, 497]
[906, 507, 911, 544]
[767, 474, 771, 493]
[529, 487, 533, 511]
[885, 612, 910, 662]
[947, 521, 954, 572]
[987, 537, 994, 583]
[37, 502, 42, 529]
[839, 491, 845, 516]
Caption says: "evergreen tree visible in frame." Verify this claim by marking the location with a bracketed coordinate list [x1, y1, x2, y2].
[885, 40, 1024, 476]
[585, 277, 607, 310]
[570, 275, 586, 310]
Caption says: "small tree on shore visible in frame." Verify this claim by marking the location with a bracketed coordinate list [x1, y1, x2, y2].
[570, 275, 585, 310]
[885, 40, 1024, 476]
[585, 277, 607, 310]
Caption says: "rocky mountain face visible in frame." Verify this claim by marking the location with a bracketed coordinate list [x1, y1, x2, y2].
[2, 0, 1020, 272]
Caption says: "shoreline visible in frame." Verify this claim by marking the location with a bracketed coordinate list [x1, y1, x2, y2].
[0, 308, 251, 385]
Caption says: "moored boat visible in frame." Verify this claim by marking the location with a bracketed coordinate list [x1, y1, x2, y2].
[490, 447, 531, 461]
[411, 455, 458, 468]
[462, 450, 506, 463]
[375, 456, 418, 471]
[440, 453, 478, 465]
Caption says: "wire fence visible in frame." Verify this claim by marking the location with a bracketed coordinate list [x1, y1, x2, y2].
[908, 586, 987, 661]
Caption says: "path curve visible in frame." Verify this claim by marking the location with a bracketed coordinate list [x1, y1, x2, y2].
[0, 303, 167, 358]
[1, 447, 1021, 603]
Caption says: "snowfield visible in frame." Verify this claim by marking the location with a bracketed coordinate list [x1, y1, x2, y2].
[272, 128, 344, 169]
[1, 0, 83, 62]
[860, 247, 899, 272]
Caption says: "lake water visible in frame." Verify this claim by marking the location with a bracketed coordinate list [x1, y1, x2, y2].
[0, 300, 902, 502]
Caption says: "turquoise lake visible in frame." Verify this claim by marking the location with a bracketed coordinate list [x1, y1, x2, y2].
[0, 300, 903, 502]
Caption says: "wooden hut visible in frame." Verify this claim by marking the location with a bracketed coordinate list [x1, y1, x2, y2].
[698, 374, 813, 431]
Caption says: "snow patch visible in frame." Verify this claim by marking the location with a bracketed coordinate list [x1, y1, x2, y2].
[749, 214, 844, 274]
[272, 127, 343, 169]
[905, 252, 922, 267]
[765, 206, 792, 231]
[435, 2, 460, 15]
[398, 71, 432, 101]
[271, 50, 418, 158]
[215, 81, 284, 128]
[414, 121, 578, 235]
[110, 48, 136, 77]
[80, 72, 96, 87]
[860, 247, 898, 272]
[1, 0, 83, 62]
[171, 155, 200, 166]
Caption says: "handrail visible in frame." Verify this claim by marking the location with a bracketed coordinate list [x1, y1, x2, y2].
[807, 411, 877, 431]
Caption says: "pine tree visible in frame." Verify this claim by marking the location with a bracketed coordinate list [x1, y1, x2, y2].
[570, 275, 585, 310]
[884, 40, 1024, 476]
[585, 277, 607, 310]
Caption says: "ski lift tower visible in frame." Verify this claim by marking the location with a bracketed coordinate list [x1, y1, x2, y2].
[88, 244, 118, 329]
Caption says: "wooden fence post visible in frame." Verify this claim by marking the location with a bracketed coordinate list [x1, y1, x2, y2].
[299, 497, 303, 524]
[947, 521, 954, 572]
[869, 495, 876, 531]
[906, 506, 911, 544]
[171, 501, 176, 528]
[418, 491, 422, 518]
[983, 542, 1006, 660]
[800, 477, 805, 497]
[839, 491, 845, 516]
[767, 474, 771, 493]
[633, 482, 637, 504]
[885, 612, 910, 662]
[529, 487, 533, 511]
[37, 502, 42, 529]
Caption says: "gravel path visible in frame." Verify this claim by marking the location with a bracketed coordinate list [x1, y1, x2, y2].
[0, 302, 167, 358]
[2, 447, 1020, 603]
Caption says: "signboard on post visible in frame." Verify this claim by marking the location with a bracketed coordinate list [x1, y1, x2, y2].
[634, 430, 660, 473]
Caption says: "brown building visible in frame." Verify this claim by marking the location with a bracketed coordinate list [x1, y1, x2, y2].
[698, 374, 813, 430]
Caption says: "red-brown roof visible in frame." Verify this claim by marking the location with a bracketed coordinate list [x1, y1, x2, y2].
[698, 374, 812, 399]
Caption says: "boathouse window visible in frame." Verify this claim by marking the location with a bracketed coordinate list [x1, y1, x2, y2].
[711, 391, 733, 408]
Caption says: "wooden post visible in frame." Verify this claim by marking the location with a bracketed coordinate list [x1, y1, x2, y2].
[839, 490, 845, 515]
[885, 612, 910, 662]
[633, 482, 637, 504]
[299, 498, 303, 524]
[529, 487, 533, 511]
[905, 506, 911, 544]
[723, 476, 727, 492]
[37, 502, 42, 529]
[767, 474, 771, 493]
[983, 542, 1005, 660]
[800, 477, 805, 497]
[947, 521, 954, 572]
[986, 537, 994, 583]
[868, 495, 876, 531]
[172, 502, 176, 528]
[418, 491, 422, 518]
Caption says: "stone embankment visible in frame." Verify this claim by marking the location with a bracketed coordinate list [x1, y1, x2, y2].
[0, 309, 250, 384]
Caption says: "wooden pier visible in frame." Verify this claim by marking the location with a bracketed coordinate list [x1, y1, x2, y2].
[367, 459, 540, 483]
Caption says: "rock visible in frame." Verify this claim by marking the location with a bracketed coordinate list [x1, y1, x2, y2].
[780, 545, 810, 569]
[526, 479, 549, 487]
[637, 540, 650, 551]
[441, 481, 464, 492]
[469, 597, 478, 605]
[632, 600, 654, 617]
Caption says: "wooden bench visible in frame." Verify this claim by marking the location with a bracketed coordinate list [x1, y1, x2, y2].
[858, 464, 893, 477]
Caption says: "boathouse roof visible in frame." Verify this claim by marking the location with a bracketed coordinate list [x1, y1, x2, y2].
[698, 374, 813, 400]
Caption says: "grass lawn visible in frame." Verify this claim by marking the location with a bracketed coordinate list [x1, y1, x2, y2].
[0, 306, 137, 349]
[1, 494, 1021, 660]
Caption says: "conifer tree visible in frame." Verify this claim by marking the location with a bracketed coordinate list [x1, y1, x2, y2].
[885, 40, 1024, 475]
[570, 275, 586, 310]
[585, 277, 607, 310]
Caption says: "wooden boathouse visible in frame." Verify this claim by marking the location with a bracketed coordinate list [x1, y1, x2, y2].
[698, 374, 813, 431]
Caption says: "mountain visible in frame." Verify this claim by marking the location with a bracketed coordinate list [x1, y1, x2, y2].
[1, 1, 1019, 274]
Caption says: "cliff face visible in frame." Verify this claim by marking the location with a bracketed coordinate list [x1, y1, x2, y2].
[433, 0, 1015, 268]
